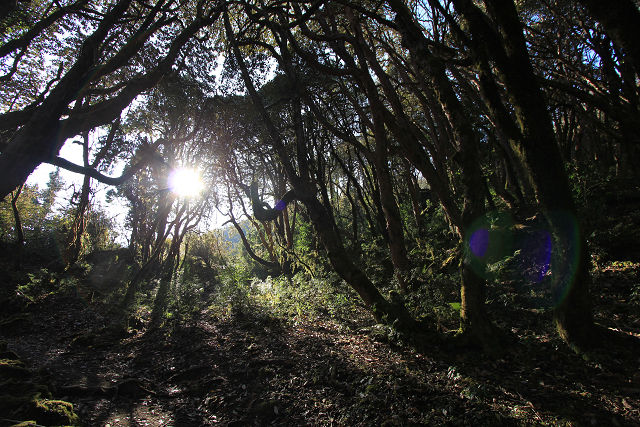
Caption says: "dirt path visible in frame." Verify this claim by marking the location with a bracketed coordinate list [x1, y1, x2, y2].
[2, 292, 639, 426]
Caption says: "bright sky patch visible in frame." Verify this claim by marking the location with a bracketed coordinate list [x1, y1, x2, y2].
[168, 167, 204, 198]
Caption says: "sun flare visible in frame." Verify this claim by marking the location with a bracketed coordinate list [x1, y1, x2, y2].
[168, 167, 204, 198]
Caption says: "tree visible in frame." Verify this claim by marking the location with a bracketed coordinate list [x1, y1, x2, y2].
[0, 0, 223, 199]
[224, 9, 416, 328]
[450, 0, 594, 349]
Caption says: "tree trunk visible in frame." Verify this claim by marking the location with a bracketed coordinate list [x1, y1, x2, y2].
[0, 0, 133, 199]
[403, 162, 424, 233]
[150, 244, 179, 328]
[375, 152, 411, 292]
[577, 0, 640, 78]
[389, 0, 500, 348]
[225, 13, 418, 330]
[65, 173, 91, 266]
[10, 184, 24, 270]
[453, 0, 594, 349]
[298, 188, 415, 327]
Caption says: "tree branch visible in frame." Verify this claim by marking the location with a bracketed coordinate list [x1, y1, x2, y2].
[222, 217, 281, 269]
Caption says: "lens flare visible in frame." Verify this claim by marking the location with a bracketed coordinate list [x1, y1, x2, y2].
[462, 210, 582, 309]
[469, 228, 490, 257]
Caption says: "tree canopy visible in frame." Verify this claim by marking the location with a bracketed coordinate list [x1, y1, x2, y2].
[2, 0, 640, 354]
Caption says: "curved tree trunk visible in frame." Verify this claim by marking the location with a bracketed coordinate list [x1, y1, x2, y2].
[225, 13, 418, 329]
[297, 188, 415, 327]
[0, 0, 133, 199]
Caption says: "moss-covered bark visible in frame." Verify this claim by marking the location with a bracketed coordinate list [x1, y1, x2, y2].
[389, 0, 500, 349]
[452, 0, 595, 351]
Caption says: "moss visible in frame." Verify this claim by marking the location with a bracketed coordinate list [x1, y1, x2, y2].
[365, 383, 378, 394]
[0, 358, 25, 368]
[31, 399, 79, 426]
[0, 390, 75, 425]
[369, 324, 390, 343]
[9, 422, 37, 427]
[0, 346, 79, 425]
[0, 358, 31, 379]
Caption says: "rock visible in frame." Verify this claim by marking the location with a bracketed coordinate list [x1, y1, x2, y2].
[0, 358, 32, 379]
[30, 399, 79, 426]
[0, 350, 20, 360]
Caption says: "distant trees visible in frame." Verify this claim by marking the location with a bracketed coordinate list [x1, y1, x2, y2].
[0, 169, 113, 269]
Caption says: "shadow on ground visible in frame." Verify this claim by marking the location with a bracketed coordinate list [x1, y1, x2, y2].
[1, 289, 639, 426]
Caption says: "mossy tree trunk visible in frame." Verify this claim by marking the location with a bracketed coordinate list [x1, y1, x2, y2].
[150, 230, 181, 328]
[225, 13, 417, 330]
[352, 42, 412, 292]
[65, 121, 118, 266]
[10, 184, 25, 270]
[452, 0, 594, 349]
[389, 0, 500, 349]
[0, 0, 133, 200]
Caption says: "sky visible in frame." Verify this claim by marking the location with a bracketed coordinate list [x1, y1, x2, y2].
[27, 141, 132, 243]
[27, 138, 229, 244]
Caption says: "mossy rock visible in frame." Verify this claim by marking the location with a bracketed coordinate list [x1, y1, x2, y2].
[0, 350, 20, 360]
[369, 324, 391, 343]
[9, 421, 37, 427]
[0, 378, 50, 398]
[0, 358, 31, 379]
[0, 314, 32, 335]
[2, 397, 80, 426]
[29, 399, 79, 426]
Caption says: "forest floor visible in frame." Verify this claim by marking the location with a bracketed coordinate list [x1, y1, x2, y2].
[1, 261, 640, 426]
